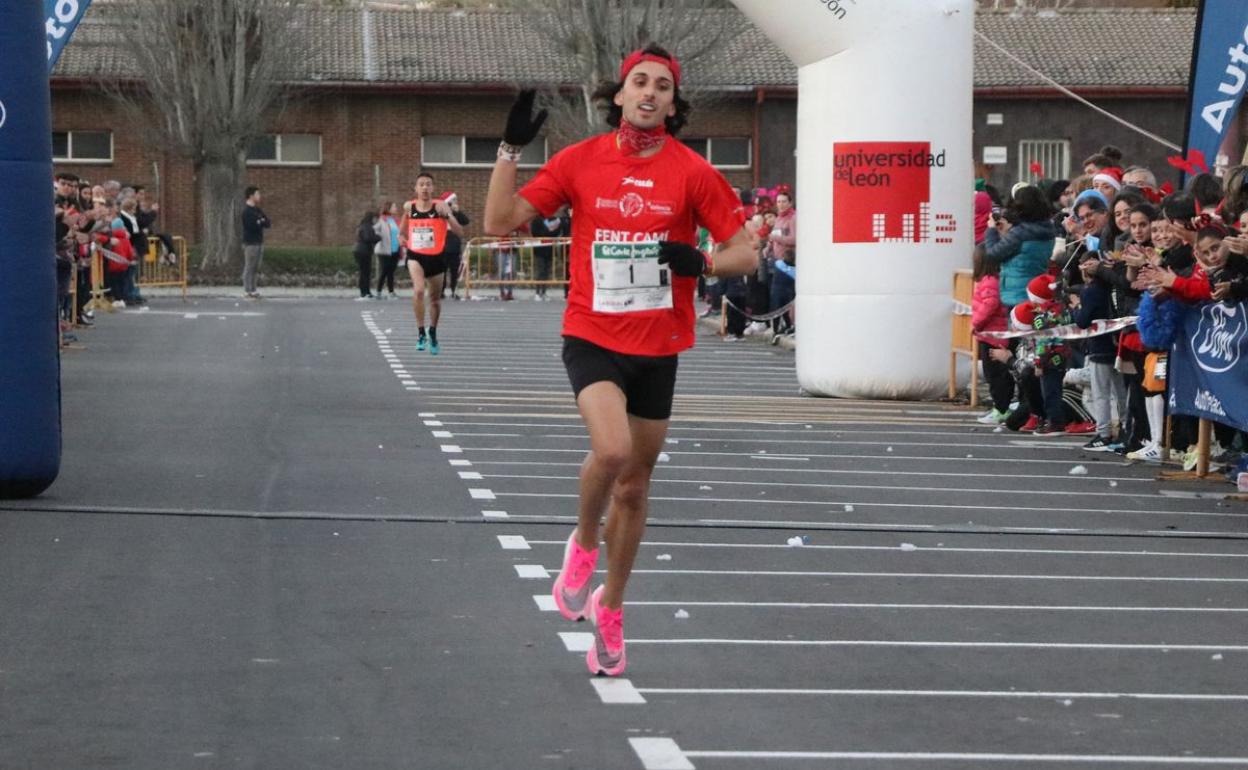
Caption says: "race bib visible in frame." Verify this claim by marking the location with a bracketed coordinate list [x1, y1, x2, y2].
[408, 217, 447, 255]
[591, 241, 672, 313]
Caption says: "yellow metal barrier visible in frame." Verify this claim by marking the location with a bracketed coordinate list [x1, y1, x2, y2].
[949, 268, 978, 407]
[463, 237, 571, 299]
[83, 245, 113, 313]
[138, 236, 189, 300]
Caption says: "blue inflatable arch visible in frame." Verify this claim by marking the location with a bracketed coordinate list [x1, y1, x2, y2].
[0, 2, 60, 498]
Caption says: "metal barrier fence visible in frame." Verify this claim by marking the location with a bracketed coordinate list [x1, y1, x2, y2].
[84, 246, 111, 313]
[463, 237, 571, 299]
[948, 268, 978, 407]
[137, 235, 189, 300]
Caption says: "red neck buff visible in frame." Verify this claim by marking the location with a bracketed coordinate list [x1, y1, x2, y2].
[616, 121, 667, 156]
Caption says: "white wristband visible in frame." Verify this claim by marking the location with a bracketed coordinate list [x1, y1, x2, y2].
[498, 141, 524, 163]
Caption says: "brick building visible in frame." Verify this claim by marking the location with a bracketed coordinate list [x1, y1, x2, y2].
[51, 6, 1215, 248]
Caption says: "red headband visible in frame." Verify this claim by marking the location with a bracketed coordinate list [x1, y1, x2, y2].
[619, 50, 681, 88]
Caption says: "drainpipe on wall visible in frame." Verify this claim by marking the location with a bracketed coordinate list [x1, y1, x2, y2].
[753, 87, 765, 189]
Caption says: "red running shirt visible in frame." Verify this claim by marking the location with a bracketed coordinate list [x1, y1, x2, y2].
[520, 133, 745, 356]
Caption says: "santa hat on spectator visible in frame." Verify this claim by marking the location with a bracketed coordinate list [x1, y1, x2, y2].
[1026, 274, 1055, 304]
[1010, 303, 1037, 331]
[438, 191, 458, 207]
[1093, 167, 1123, 192]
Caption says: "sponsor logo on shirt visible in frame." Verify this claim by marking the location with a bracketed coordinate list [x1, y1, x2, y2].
[622, 176, 655, 189]
[595, 192, 674, 219]
[619, 193, 646, 218]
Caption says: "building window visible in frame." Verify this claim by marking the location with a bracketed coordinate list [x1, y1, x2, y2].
[52, 130, 113, 163]
[1018, 139, 1070, 182]
[247, 134, 322, 166]
[683, 137, 752, 169]
[421, 135, 547, 167]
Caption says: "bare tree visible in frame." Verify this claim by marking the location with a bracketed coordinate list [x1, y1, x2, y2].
[99, 0, 297, 269]
[505, 1, 744, 143]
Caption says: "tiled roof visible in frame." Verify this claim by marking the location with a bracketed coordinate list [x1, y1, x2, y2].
[54, 6, 1196, 91]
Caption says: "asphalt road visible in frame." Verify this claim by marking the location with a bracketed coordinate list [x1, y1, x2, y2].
[2, 291, 1246, 770]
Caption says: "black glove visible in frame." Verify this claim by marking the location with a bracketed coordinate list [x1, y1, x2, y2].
[503, 89, 548, 147]
[657, 241, 706, 278]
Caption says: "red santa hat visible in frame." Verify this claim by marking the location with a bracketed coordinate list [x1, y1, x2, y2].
[437, 191, 457, 207]
[1025, 274, 1055, 304]
[1010, 303, 1037, 331]
[1093, 167, 1123, 192]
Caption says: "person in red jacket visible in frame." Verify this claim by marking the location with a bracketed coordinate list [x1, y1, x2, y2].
[971, 244, 1011, 423]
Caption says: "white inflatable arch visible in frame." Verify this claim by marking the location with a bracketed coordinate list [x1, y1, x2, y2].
[730, 0, 974, 398]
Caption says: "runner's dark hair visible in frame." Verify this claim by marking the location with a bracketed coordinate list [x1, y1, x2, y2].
[416, 171, 435, 184]
[592, 44, 691, 136]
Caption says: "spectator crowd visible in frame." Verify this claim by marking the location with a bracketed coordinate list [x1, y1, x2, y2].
[52, 171, 173, 337]
[700, 184, 797, 345]
[970, 145, 1248, 482]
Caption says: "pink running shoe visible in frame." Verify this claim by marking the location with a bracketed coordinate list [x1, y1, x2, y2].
[551, 530, 598, 621]
[586, 585, 627, 677]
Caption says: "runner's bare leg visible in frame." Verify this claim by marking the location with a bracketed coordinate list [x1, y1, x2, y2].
[574, 382, 668, 610]
[427, 273, 445, 328]
[410, 263, 427, 327]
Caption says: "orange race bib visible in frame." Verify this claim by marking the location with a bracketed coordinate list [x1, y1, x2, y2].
[408, 215, 448, 255]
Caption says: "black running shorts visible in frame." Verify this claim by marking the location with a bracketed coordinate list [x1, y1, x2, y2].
[562, 335, 679, 421]
[410, 253, 447, 278]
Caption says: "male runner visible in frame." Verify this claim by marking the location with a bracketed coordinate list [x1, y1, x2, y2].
[401, 172, 463, 354]
[484, 45, 757, 676]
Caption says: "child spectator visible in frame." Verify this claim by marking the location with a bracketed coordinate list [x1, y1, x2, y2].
[971, 244, 1012, 424]
[1071, 253, 1126, 450]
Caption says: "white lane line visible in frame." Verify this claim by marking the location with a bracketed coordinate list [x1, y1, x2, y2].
[440, 445, 462, 453]
[681, 749, 1248, 765]
[559, 632, 593, 652]
[630, 738, 694, 770]
[498, 492, 1246, 521]
[405, 386, 422, 391]
[634, 687, 1248, 702]
[145, 310, 262, 317]
[184, 313, 199, 319]
[497, 535, 530, 550]
[483, 473, 1159, 501]
[431, 430, 454, 438]
[419, 412, 436, 417]
[482, 510, 509, 519]
[459, 446, 1138, 468]
[481, 460, 1150, 485]
[469, 488, 496, 500]
[523, 540, 1248, 561]
[423, 420, 444, 427]
[513, 564, 549, 579]
[751, 455, 810, 462]
[591, 678, 646, 704]
[389, 363, 404, 368]
[608, 568, 1248, 584]
[626, 639, 1248, 651]
[449, 459, 472, 467]
[533, 594, 557, 612]
[458, 471, 483, 480]
[624, 601, 1248, 614]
